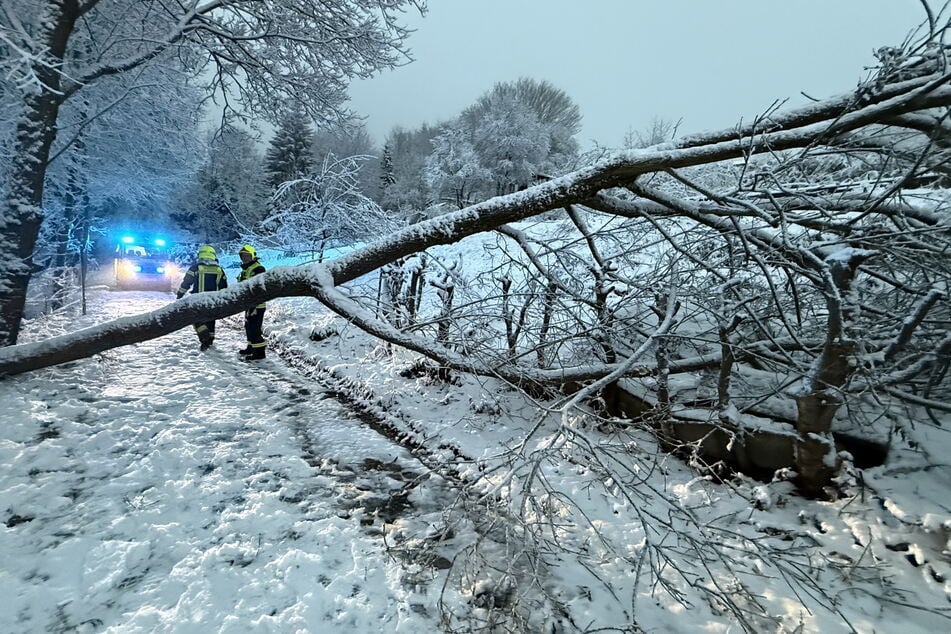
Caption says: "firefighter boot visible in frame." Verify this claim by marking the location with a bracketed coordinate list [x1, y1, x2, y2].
[237, 345, 253, 357]
[241, 347, 266, 361]
[198, 331, 214, 351]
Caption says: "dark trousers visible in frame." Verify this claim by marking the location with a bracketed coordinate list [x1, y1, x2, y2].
[245, 308, 265, 348]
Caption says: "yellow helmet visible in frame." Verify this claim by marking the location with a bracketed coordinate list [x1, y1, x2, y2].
[197, 245, 217, 260]
[239, 244, 257, 258]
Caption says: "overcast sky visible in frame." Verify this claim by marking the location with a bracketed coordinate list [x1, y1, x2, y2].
[346, 0, 932, 148]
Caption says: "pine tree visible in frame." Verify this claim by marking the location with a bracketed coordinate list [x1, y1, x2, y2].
[264, 109, 316, 189]
[380, 144, 396, 186]
[380, 143, 396, 195]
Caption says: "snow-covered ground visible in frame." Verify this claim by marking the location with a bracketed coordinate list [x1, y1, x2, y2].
[3, 267, 951, 633]
[0, 290, 450, 633]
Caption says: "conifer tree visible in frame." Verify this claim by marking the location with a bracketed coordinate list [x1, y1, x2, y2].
[380, 144, 396, 188]
[264, 109, 316, 189]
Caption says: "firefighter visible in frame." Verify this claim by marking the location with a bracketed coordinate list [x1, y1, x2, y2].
[176, 244, 228, 351]
[237, 244, 267, 360]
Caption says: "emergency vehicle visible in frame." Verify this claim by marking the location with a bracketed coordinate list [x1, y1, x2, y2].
[114, 236, 178, 290]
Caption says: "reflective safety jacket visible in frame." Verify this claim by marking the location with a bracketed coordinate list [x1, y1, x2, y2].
[238, 258, 266, 310]
[176, 259, 228, 298]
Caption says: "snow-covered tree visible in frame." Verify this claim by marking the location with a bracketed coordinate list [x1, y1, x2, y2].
[380, 79, 582, 213]
[469, 92, 552, 195]
[378, 142, 398, 209]
[381, 123, 445, 214]
[312, 123, 381, 202]
[424, 125, 490, 208]
[0, 0, 424, 345]
[173, 128, 267, 242]
[257, 154, 396, 260]
[380, 144, 396, 189]
[463, 77, 581, 157]
[264, 109, 316, 190]
[448, 78, 582, 196]
[210, 128, 268, 229]
[623, 116, 681, 148]
[34, 64, 205, 308]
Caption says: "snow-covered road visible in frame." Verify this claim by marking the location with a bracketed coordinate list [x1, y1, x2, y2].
[1, 291, 444, 633]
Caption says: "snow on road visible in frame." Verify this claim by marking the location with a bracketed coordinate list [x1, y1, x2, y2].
[1, 291, 444, 633]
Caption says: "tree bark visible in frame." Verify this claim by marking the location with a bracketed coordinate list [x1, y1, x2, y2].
[0, 0, 79, 344]
[793, 251, 873, 497]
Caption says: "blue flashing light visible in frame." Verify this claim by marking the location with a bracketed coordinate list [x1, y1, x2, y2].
[132, 265, 142, 272]
[154, 239, 166, 246]
[156, 266, 165, 273]
[121, 236, 135, 244]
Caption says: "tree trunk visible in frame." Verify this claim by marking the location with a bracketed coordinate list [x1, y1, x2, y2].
[794, 341, 853, 496]
[77, 186, 92, 316]
[49, 150, 86, 312]
[793, 251, 872, 496]
[0, 0, 78, 345]
[501, 276, 516, 355]
[49, 209, 71, 313]
[536, 281, 557, 369]
[80, 218, 89, 315]
[0, 94, 64, 344]
[594, 277, 616, 364]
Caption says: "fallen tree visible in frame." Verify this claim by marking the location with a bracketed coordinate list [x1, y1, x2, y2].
[2, 31, 950, 495]
[3, 66, 948, 372]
